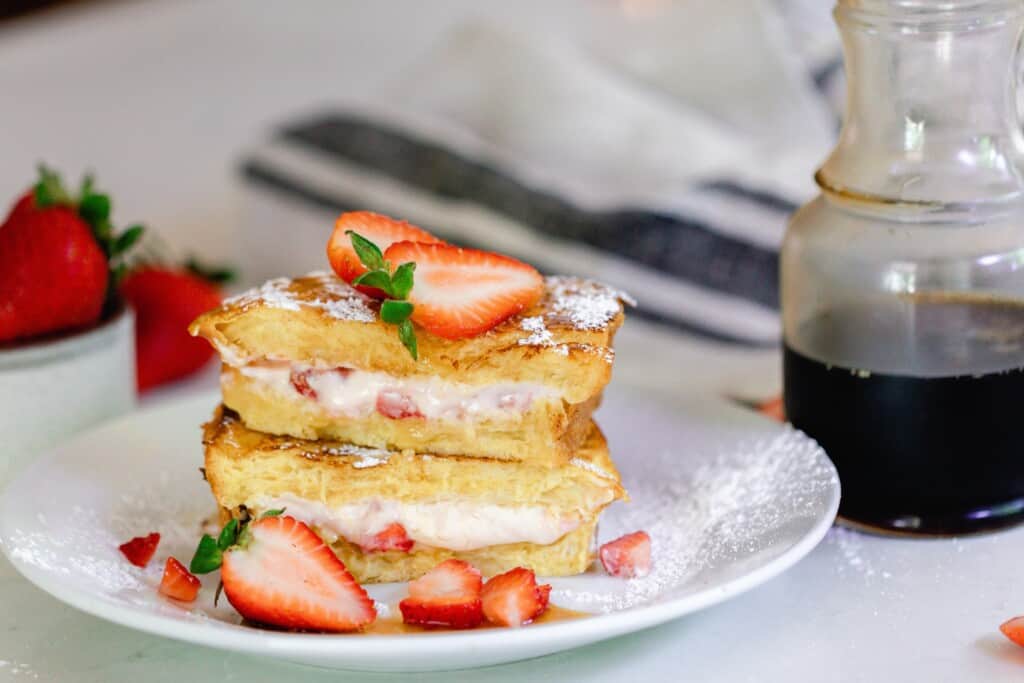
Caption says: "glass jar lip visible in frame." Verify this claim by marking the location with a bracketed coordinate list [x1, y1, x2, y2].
[837, 0, 1024, 28]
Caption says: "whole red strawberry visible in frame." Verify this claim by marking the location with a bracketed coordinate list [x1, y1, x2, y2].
[0, 166, 144, 343]
[120, 266, 224, 391]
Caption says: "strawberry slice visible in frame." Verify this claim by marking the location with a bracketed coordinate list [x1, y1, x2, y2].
[375, 390, 423, 419]
[480, 567, 551, 627]
[119, 532, 160, 568]
[383, 241, 544, 340]
[599, 531, 652, 579]
[399, 559, 483, 629]
[220, 515, 376, 632]
[360, 523, 414, 553]
[159, 557, 201, 602]
[1001, 616, 1024, 647]
[327, 211, 443, 297]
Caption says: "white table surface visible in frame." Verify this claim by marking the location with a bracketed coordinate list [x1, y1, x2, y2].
[3, 2, 1024, 681]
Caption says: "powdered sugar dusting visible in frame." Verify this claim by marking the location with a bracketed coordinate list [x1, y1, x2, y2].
[546, 276, 633, 330]
[519, 316, 554, 346]
[322, 443, 393, 469]
[557, 426, 837, 612]
[223, 271, 376, 323]
[569, 456, 617, 481]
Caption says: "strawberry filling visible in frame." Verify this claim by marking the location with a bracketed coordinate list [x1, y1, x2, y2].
[233, 361, 555, 422]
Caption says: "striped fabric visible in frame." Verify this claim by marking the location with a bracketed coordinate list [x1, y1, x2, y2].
[238, 9, 840, 396]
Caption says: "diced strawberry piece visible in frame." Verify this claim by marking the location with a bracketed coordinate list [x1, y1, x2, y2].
[119, 532, 160, 568]
[399, 599, 484, 629]
[375, 389, 423, 419]
[600, 531, 652, 579]
[327, 211, 443, 297]
[159, 557, 201, 602]
[399, 559, 483, 629]
[360, 523, 414, 553]
[383, 241, 544, 340]
[290, 369, 318, 400]
[480, 567, 551, 627]
[220, 515, 376, 632]
[1001, 616, 1024, 647]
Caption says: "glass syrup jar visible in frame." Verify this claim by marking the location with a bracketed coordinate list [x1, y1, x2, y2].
[782, 0, 1024, 535]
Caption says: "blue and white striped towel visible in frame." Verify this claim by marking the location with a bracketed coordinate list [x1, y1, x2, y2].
[239, 5, 842, 398]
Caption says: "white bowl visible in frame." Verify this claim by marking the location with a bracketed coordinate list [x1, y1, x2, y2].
[0, 308, 137, 484]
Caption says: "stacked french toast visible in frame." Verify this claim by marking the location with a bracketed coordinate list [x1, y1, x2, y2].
[185, 212, 639, 630]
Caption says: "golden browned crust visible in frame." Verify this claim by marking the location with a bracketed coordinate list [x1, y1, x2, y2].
[189, 272, 626, 404]
[203, 405, 625, 511]
[219, 365, 601, 464]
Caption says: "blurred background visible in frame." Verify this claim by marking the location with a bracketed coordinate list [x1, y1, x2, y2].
[0, 0, 847, 400]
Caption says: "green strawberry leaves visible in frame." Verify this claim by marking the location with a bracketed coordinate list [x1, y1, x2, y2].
[189, 508, 285, 575]
[346, 230, 419, 360]
[30, 164, 148, 316]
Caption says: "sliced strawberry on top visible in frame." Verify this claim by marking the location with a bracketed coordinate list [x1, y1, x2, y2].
[119, 532, 160, 568]
[399, 559, 483, 629]
[159, 557, 201, 602]
[220, 515, 376, 632]
[1001, 616, 1024, 647]
[599, 531, 652, 579]
[327, 211, 443, 297]
[480, 567, 551, 627]
[360, 523, 414, 553]
[383, 241, 544, 340]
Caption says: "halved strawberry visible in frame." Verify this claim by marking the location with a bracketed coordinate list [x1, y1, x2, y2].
[220, 515, 376, 632]
[375, 390, 423, 419]
[327, 211, 443, 297]
[599, 531, 652, 579]
[383, 242, 544, 340]
[480, 567, 551, 627]
[119, 532, 160, 568]
[360, 523, 414, 553]
[1001, 616, 1024, 647]
[159, 557, 200, 602]
[399, 559, 483, 629]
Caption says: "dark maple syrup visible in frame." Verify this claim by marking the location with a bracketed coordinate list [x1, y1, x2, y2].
[784, 293, 1024, 534]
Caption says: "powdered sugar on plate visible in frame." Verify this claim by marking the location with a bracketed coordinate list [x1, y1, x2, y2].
[556, 424, 837, 612]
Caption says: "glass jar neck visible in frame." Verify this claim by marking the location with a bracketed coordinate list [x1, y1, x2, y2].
[818, 1, 1024, 208]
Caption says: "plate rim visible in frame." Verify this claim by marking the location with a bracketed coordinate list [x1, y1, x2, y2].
[0, 391, 840, 665]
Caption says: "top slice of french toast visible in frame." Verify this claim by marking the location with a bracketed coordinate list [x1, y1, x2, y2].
[190, 271, 629, 404]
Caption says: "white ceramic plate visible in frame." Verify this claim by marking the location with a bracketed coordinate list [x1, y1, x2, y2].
[0, 389, 838, 672]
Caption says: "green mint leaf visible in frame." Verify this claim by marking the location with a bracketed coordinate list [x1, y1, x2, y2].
[398, 319, 418, 360]
[189, 534, 223, 574]
[112, 225, 144, 256]
[381, 299, 413, 324]
[261, 508, 286, 518]
[346, 231, 385, 271]
[78, 193, 111, 224]
[351, 270, 393, 294]
[391, 262, 416, 300]
[216, 518, 239, 551]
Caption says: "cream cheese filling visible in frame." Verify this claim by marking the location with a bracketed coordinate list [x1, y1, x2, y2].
[229, 360, 557, 421]
[247, 493, 586, 552]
